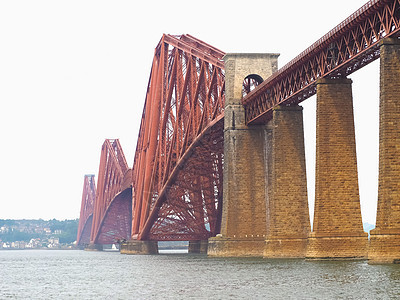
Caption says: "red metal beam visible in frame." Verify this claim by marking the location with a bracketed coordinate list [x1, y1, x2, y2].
[140, 116, 224, 240]
[243, 0, 400, 124]
[90, 139, 131, 244]
[94, 189, 132, 244]
[76, 174, 96, 245]
[132, 34, 225, 241]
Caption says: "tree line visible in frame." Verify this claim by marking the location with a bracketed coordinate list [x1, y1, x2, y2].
[0, 219, 79, 244]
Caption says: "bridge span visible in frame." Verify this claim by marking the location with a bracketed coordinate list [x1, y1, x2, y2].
[77, 0, 400, 264]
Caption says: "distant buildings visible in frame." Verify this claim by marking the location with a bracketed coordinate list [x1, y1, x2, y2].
[0, 219, 78, 250]
[1, 237, 63, 249]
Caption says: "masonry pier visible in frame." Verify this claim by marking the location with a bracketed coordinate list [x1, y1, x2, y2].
[369, 38, 400, 264]
[188, 240, 208, 254]
[306, 78, 368, 259]
[264, 105, 310, 258]
[208, 53, 279, 257]
[120, 240, 158, 255]
[84, 243, 103, 251]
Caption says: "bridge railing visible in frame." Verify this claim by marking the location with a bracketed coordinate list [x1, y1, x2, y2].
[243, 0, 400, 124]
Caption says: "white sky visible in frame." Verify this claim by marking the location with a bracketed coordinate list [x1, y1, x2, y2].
[0, 0, 379, 224]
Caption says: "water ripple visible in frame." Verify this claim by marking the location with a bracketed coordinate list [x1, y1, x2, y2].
[0, 250, 399, 299]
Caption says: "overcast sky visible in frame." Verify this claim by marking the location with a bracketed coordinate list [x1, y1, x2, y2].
[0, 0, 379, 224]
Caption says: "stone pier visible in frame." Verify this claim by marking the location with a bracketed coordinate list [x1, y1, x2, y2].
[208, 53, 279, 257]
[369, 38, 400, 264]
[264, 105, 310, 258]
[84, 243, 103, 251]
[120, 240, 158, 255]
[306, 78, 368, 259]
[188, 240, 208, 254]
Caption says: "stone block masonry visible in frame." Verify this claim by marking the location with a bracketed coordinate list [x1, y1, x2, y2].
[369, 38, 400, 264]
[84, 243, 103, 251]
[120, 240, 158, 255]
[306, 78, 368, 259]
[208, 53, 279, 257]
[264, 105, 311, 258]
[188, 240, 208, 254]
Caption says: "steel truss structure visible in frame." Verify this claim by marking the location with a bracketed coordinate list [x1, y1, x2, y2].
[243, 0, 400, 124]
[78, 1, 400, 244]
[132, 34, 225, 241]
[90, 139, 132, 244]
[76, 174, 96, 245]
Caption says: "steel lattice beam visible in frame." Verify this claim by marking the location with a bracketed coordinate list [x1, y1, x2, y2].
[76, 174, 96, 245]
[132, 34, 225, 241]
[90, 139, 132, 244]
[243, 0, 400, 124]
[95, 189, 132, 244]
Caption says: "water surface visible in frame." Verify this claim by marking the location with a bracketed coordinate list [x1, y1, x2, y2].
[0, 250, 399, 299]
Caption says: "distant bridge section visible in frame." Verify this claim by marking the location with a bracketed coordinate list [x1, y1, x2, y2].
[76, 174, 96, 246]
[89, 139, 132, 246]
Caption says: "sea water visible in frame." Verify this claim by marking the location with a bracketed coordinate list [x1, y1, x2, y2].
[0, 250, 399, 299]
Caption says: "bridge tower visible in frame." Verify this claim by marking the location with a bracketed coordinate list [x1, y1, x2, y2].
[208, 53, 279, 256]
[76, 174, 96, 247]
[369, 38, 400, 264]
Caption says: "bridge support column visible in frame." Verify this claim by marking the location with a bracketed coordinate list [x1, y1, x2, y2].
[188, 240, 208, 254]
[84, 243, 103, 251]
[120, 240, 158, 255]
[369, 38, 400, 264]
[264, 105, 310, 258]
[306, 78, 368, 260]
[208, 53, 279, 257]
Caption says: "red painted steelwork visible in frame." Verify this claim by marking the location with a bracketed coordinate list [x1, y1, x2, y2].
[132, 34, 225, 241]
[243, 0, 400, 124]
[95, 189, 132, 244]
[76, 174, 96, 245]
[90, 139, 132, 244]
[79, 0, 400, 244]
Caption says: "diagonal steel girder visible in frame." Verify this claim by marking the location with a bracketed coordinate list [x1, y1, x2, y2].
[90, 139, 132, 244]
[131, 34, 225, 241]
[76, 174, 96, 245]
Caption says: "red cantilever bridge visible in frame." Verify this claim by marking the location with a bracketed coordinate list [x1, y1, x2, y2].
[77, 34, 225, 247]
[78, 0, 400, 262]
